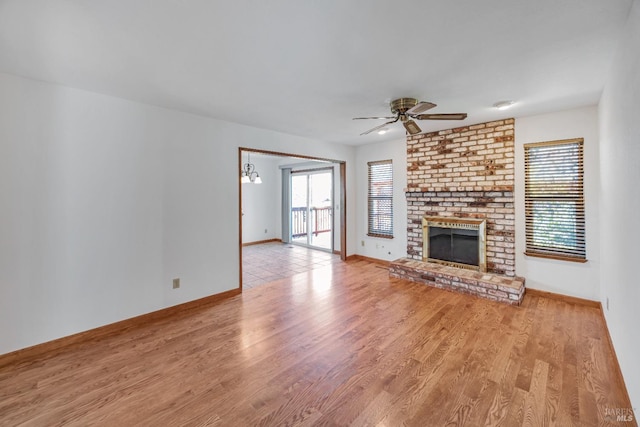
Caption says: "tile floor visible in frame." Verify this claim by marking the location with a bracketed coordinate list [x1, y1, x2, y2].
[242, 241, 341, 289]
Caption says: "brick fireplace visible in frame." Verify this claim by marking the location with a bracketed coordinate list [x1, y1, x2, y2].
[390, 118, 525, 305]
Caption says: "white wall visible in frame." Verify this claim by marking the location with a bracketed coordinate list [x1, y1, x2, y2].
[599, 0, 640, 409]
[241, 155, 280, 243]
[0, 72, 356, 355]
[355, 138, 407, 261]
[514, 106, 601, 300]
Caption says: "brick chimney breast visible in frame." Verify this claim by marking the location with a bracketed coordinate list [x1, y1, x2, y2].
[405, 119, 516, 277]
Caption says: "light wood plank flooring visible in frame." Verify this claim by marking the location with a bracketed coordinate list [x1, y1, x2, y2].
[0, 259, 634, 426]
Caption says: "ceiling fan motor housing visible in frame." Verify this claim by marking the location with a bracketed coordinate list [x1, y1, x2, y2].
[390, 98, 419, 114]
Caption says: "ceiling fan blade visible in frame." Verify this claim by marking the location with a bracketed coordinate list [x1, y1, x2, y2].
[352, 116, 396, 120]
[415, 113, 468, 120]
[406, 101, 437, 115]
[403, 119, 422, 135]
[360, 118, 399, 135]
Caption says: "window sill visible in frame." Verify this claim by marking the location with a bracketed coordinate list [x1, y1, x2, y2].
[367, 233, 394, 240]
[524, 251, 587, 263]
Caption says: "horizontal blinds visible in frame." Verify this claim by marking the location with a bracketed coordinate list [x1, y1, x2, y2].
[524, 139, 585, 260]
[368, 160, 393, 238]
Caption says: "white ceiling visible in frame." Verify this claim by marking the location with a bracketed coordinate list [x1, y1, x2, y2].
[0, 0, 633, 145]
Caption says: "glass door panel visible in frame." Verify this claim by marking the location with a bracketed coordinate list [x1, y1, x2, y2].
[309, 172, 332, 250]
[290, 169, 333, 251]
[291, 174, 308, 246]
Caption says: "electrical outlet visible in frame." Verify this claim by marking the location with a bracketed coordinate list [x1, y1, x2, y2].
[606, 297, 609, 311]
[361, 240, 365, 246]
[264, 228, 268, 233]
[173, 278, 180, 289]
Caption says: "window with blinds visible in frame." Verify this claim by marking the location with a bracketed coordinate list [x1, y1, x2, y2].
[368, 160, 393, 238]
[524, 138, 586, 262]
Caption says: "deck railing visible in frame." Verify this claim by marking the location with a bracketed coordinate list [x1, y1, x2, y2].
[292, 206, 332, 238]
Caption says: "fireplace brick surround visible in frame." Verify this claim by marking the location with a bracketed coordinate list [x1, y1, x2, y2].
[407, 190, 514, 276]
[392, 118, 525, 304]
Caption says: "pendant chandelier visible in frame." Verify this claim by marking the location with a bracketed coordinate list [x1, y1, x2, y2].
[240, 153, 262, 184]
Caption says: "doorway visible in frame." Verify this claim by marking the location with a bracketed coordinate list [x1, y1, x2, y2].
[291, 168, 333, 252]
[238, 148, 346, 290]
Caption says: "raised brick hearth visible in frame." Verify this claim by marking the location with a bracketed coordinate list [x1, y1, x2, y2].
[390, 258, 525, 305]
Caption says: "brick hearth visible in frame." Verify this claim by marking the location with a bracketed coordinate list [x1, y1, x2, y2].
[390, 258, 525, 305]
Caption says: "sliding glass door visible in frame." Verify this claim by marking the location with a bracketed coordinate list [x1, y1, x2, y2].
[291, 168, 333, 251]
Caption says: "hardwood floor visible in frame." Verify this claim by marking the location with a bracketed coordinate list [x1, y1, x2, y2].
[0, 259, 634, 426]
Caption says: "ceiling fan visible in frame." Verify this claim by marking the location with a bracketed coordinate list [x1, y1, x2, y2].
[353, 98, 467, 136]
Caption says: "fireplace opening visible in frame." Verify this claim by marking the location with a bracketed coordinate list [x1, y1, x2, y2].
[429, 227, 479, 266]
[423, 216, 487, 272]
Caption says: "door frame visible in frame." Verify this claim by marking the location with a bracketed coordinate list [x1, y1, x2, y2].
[238, 147, 347, 291]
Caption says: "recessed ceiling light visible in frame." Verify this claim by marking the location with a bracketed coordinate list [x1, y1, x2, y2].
[378, 129, 388, 135]
[493, 100, 516, 110]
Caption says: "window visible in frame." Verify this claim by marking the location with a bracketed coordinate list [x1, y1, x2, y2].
[368, 160, 393, 238]
[524, 138, 586, 262]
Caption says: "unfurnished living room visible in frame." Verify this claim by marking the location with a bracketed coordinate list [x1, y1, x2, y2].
[1, 1, 639, 426]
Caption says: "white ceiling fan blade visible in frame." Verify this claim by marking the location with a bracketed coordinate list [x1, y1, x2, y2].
[360, 118, 399, 135]
[415, 113, 468, 120]
[406, 101, 437, 115]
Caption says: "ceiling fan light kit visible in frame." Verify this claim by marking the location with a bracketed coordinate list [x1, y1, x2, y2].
[354, 97, 467, 136]
[493, 100, 516, 110]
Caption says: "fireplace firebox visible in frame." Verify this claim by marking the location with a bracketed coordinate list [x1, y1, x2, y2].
[422, 216, 487, 272]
